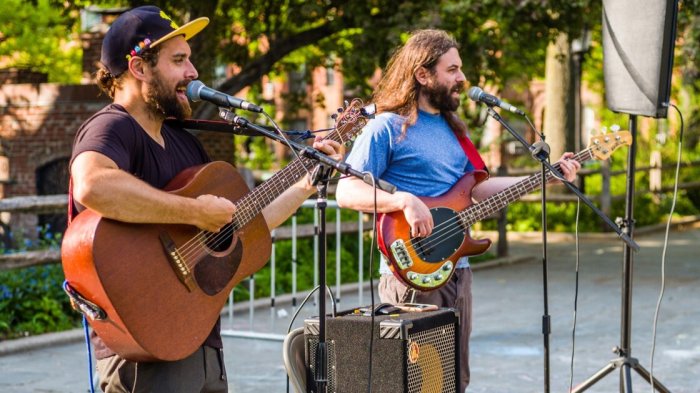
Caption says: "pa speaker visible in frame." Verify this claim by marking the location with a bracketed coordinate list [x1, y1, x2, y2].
[602, 0, 679, 118]
[304, 308, 459, 393]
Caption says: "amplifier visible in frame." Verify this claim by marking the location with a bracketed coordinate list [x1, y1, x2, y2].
[304, 307, 459, 393]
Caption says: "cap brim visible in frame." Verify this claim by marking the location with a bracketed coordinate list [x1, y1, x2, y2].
[151, 17, 209, 48]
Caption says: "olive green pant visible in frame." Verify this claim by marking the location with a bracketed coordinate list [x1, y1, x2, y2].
[96, 346, 227, 393]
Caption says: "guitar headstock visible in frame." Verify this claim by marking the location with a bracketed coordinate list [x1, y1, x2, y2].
[588, 130, 632, 160]
[330, 99, 376, 147]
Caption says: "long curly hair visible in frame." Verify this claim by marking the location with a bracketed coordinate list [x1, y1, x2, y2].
[373, 29, 467, 137]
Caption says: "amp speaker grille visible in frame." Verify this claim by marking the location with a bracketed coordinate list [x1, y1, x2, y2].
[304, 308, 459, 393]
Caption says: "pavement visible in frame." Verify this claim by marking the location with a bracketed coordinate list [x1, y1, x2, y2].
[1, 219, 700, 392]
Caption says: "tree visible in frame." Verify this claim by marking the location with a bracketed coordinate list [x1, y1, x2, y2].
[120, 0, 440, 119]
[0, 0, 83, 83]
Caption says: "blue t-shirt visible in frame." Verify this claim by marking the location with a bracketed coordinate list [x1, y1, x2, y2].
[344, 110, 475, 273]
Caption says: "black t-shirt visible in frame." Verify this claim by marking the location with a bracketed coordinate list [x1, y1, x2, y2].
[70, 103, 223, 359]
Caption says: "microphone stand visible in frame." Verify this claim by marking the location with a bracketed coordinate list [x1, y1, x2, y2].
[225, 113, 395, 393]
[484, 106, 640, 393]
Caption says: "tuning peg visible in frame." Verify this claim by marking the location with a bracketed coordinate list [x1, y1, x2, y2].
[610, 124, 621, 132]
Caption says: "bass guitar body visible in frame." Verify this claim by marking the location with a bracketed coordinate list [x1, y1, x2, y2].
[377, 170, 491, 290]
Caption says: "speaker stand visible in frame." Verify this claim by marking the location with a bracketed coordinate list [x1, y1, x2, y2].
[572, 115, 671, 393]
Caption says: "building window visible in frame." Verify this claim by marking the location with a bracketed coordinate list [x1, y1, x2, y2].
[36, 158, 69, 237]
[326, 66, 335, 86]
[289, 67, 307, 94]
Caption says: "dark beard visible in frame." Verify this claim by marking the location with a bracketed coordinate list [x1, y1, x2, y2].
[425, 80, 463, 112]
[145, 73, 191, 120]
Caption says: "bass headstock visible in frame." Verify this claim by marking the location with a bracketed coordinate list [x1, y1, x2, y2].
[588, 130, 632, 160]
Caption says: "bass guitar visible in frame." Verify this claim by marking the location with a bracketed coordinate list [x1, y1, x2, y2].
[378, 131, 631, 291]
[61, 100, 374, 361]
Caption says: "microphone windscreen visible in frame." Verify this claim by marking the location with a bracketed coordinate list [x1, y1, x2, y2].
[186, 80, 205, 101]
[467, 86, 483, 101]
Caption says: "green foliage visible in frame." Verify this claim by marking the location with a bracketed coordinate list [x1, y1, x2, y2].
[0, 0, 83, 83]
[0, 264, 81, 340]
[236, 205, 497, 302]
[479, 176, 700, 234]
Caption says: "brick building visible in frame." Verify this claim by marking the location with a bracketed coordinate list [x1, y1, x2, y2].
[0, 8, 347, 244]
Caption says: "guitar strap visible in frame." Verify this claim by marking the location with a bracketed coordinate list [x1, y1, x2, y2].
[67, 178, 75, 225]
[457, 134, 488, 174]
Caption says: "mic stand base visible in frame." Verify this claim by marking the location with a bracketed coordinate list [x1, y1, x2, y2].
[484, 106, 640, 393]
[571, 115, 671, 393]
[572, 355, 672, 393]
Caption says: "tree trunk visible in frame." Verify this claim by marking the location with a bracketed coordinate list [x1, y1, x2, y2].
[543, 32, 575, 164]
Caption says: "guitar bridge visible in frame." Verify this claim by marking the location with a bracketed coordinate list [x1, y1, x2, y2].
[406, 261, 454, 289]
[159, 232, 198, 292]
[390, 239, 413, 270]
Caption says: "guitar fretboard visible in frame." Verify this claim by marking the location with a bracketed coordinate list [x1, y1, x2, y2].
[229, 105, 368, 230]
[458, 149, 594, 226]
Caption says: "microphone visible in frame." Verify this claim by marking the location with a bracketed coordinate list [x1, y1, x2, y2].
[186, 80, 263, 113]
[467, 86, 525, 115]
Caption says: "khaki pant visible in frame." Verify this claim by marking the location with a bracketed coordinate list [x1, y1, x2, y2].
[379, 268, 472, 393]
[96, 346, 228, 393]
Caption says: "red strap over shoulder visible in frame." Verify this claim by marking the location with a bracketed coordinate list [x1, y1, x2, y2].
[67, 178, 75, 226]
[457, 135, 487, 172]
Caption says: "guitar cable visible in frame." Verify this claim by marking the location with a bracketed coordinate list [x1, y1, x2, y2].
[649, 102, 685, 392]
[82, 314, 97, 393]
[62, 280, 101, 393]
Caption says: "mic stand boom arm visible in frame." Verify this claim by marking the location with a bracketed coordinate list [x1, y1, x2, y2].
[229, 114, 397, 194]
[486, 107, 639, 251]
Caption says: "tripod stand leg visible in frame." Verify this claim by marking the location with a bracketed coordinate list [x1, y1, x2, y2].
[631, 363, 673, 393]
[571, 361, 617, 393]
[621, 363, 633, 392]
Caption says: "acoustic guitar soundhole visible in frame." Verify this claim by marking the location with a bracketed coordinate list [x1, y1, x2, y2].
[204, 223, 234, 251]
[195, 224, 243, 296]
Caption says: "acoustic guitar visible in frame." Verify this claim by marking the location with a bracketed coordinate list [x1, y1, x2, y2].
[378, 131, 632, 291]
[61, 100, 374, 361]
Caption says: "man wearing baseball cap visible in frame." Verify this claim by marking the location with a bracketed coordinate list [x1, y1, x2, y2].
[69, 6, 340, 392]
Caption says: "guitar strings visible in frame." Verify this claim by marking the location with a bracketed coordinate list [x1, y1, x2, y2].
[407, 147, 592, 260]
[398, 152, 588, 263]
[174, 127, 348, 265]
[403, 153, 584, 260]
[175, 132, 335, 263]
[173, 111, 367, 271]
[175, 157, 316, 269]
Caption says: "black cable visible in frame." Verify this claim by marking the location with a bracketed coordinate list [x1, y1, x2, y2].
[649, 103, 684, 392]
[568, 199, 582, 392]
[284, 284, 337, 393]
[365, 171, 379, 393]
[285, 285, 338, 336]
[262, 112, 314, 180]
